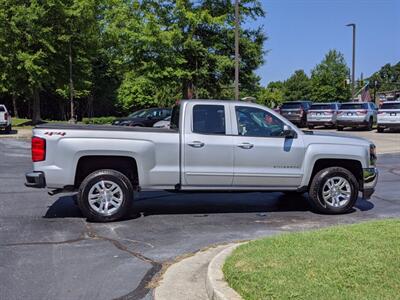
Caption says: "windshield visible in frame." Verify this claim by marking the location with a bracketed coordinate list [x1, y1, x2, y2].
[281, 103, 302, 109]
[340, 103, 368, 110]
[310, 104, 336, 110]
[128, 109, 148, 118]
[381, 102, 400, 109]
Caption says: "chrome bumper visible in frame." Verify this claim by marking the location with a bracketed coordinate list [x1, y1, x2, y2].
[362, 168, 378, 199]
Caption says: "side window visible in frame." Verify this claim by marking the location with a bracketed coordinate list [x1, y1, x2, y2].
[235, 106, 285, 137]
[193, 105, 225, 135]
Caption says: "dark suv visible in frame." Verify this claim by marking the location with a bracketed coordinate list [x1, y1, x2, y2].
[279, 101, 313, 127]
[112, 108, 172, 127]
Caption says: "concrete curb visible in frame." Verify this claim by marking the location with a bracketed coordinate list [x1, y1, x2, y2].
[206, 243, 245, 300]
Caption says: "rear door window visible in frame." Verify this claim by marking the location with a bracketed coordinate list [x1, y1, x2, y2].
[193, 105, 226, 135]
[0, 106, 5, 112]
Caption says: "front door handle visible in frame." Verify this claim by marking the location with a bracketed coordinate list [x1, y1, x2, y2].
[188, 141, 205, 148]
[238, 142, 254, 149]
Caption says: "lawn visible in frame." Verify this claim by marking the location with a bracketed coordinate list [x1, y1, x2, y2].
[223, 219, 400, 300]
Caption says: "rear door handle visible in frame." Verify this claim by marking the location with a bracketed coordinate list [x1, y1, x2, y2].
[188, 141, 205, 148]
[238, 142, 254, 149]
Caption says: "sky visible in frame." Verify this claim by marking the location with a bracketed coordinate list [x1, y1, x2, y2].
[248, 0, 400, 86]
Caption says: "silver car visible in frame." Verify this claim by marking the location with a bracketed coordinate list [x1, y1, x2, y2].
[337, 102, 377, 131]
[377, 101, 400, 132]
[307, 102, 340, 129]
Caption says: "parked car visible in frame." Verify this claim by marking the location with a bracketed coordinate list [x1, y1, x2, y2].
[279, 101, 313, 127]
[25, 100, 377, 222]
[153, 116, 171, 128]
[0, 104, 12, 133]
[112, 108, 171, 127]
[307, 102, 340, 129]
[377, 101, 400, 132]
[336, 102, 377, 131]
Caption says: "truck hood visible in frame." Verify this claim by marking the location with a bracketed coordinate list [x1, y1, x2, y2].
[301, 130, 373, 147]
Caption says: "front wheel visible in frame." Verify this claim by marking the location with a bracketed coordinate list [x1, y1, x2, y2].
[308, 167, 359, 214]
[377, 127, 384, 133]
[5, 125, 11, 134]
[78, 169, 133, 222]
[337, 126, 344, 131]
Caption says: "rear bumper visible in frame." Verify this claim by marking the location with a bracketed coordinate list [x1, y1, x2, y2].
[362, 167, 378, 199]
[337, 119, 369, 127]
[377, 123, 400, 129]
[307, 121, 335, 126]
[25, 171, 46, 188]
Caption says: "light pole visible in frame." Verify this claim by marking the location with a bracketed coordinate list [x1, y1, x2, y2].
[346, 23, 356, 100]
[234, 0, 240, 100]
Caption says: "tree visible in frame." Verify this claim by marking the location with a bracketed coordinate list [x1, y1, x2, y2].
[310, 50, 351, 102]
[369, 62, 400, 94]
[257, 81, 284, 108]
[104, 0, 266, 111]
[283, 70, 311, 101]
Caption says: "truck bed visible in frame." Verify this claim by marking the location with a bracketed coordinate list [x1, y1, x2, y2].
[35, 123, 177, 133]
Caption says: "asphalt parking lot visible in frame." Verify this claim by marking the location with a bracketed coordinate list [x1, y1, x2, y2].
[0, 132, 399, 300]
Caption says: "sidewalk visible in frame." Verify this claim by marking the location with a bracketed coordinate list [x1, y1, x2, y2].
[154, 243, 243, 300]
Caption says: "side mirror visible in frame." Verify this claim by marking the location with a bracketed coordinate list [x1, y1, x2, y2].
[283, 125, 297, 138]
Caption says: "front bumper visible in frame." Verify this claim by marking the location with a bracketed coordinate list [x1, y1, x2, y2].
[25, 171, 46, 188]
[362, 167, 378, 199]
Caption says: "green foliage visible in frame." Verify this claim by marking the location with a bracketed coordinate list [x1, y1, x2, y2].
[82, 116, 116, 124]
[257, 81, 284, 108]
[1, 0, 267, 118]
[368, 62, 400, 92]
[283, 69, 311, 101]
[310, 49, 351, 102]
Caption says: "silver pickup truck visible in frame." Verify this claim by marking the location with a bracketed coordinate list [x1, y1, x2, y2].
[26, 100, 378, 222]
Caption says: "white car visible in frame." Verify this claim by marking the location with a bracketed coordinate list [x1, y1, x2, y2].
[377, 101, 400, 132]
[0, 104, 12, 133]
[153, 116, 171, 128]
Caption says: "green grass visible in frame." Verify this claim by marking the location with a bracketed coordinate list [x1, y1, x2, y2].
[223, 220, 400, 300]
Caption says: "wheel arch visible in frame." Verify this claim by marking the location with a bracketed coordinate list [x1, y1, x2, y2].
[74, 155, 139, 189]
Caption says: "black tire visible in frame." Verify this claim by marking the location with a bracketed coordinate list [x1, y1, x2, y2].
[366, 118, 373, 131]
[308, 125, 314, 129]
[337, 126, 344, 131]
[78, 169, 133, 222]
[377, 127, 384, 133]
[308, 167, 359, 214]
[5, 125, 11, 134]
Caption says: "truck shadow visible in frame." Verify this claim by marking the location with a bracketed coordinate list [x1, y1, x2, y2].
[43, 191, 374, 220]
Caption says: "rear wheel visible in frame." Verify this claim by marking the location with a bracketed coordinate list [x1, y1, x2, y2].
[78, 169, 133, 222]
[377, 127, 384, 133]
[308, 167, 358, 214]
[307, 125, 314, 129]
[5, 125, 11, 134]
[337, 126, 344, 131]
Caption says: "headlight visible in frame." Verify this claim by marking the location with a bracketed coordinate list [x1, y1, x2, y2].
[370, 144, 377, 165]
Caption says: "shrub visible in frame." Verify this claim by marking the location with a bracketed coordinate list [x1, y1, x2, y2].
[82, 116, 116, 125]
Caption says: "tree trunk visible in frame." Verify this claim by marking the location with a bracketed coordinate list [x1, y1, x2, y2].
[182, 80, 194, 100]
[12, 94, 19, 118]
[32, 88, 41, 124]
[87, 94, 94, 118]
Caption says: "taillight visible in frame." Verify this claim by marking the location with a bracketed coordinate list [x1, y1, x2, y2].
[325, 110, 334, 115]
[4, 112, 8, 120]
[32, 137, 46, 162]
[378, 111, 385, 115]
[357, 110, 367, 115]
